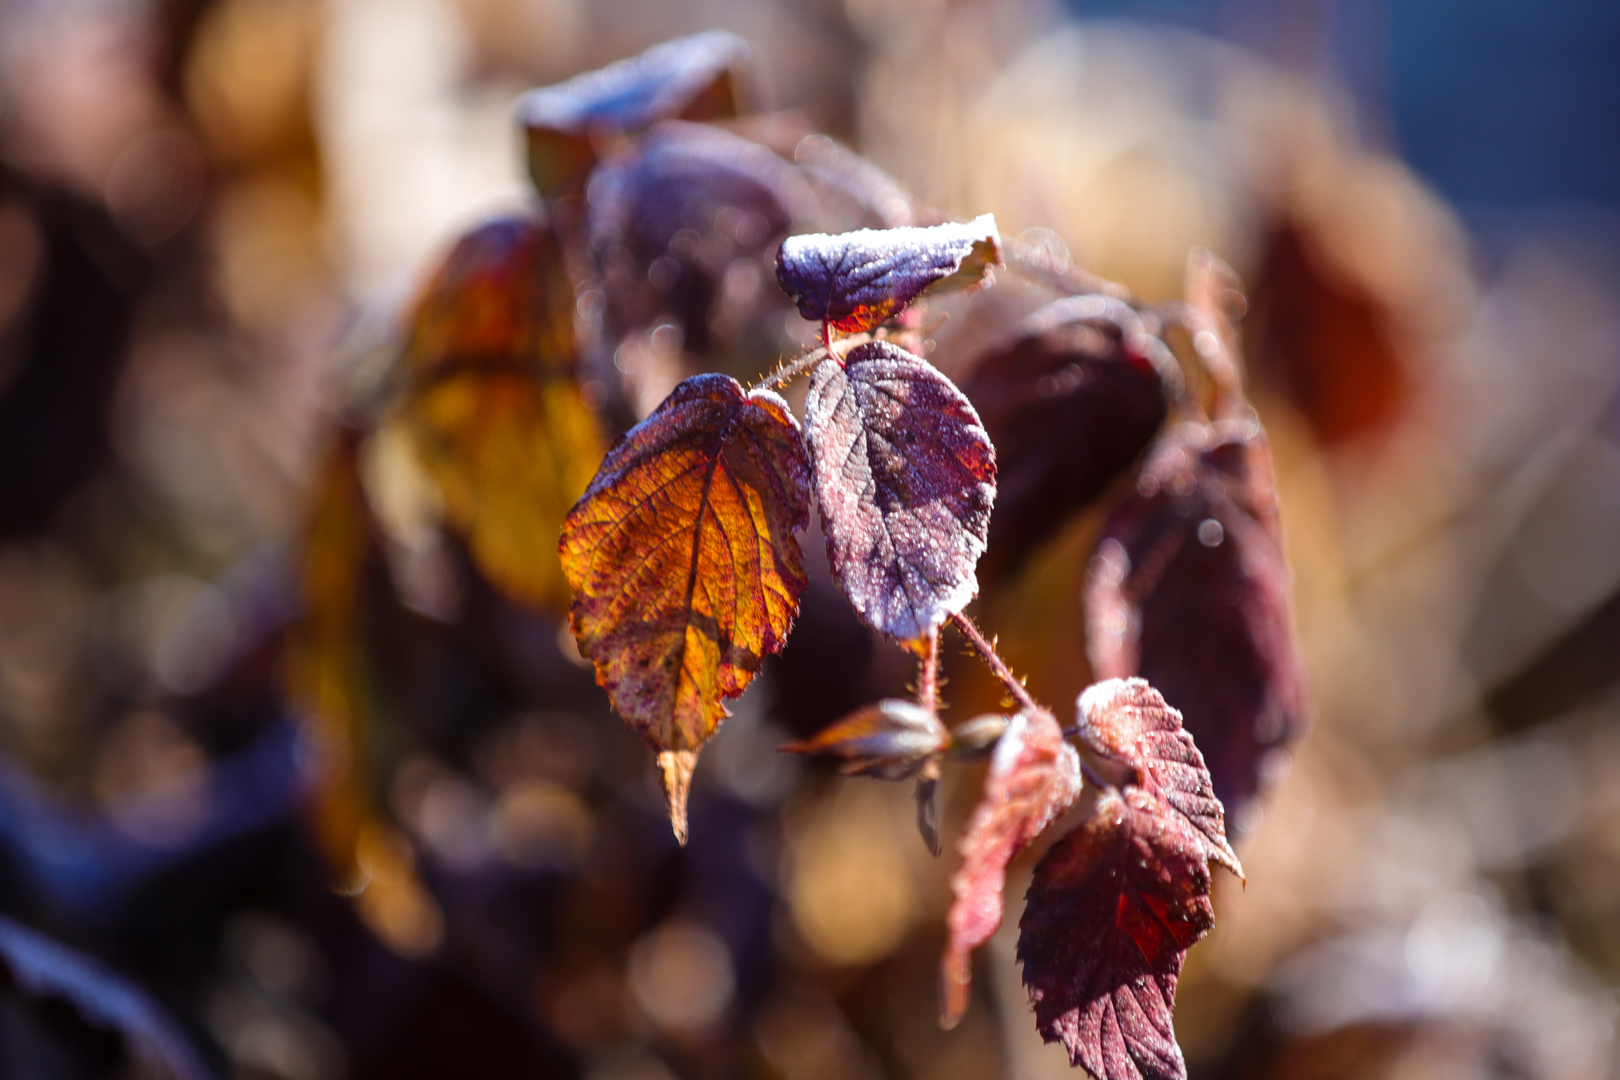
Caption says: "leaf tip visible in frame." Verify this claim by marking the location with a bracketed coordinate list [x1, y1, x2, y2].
[939, 945, 971, 1030]
[658, 749, 699, 845]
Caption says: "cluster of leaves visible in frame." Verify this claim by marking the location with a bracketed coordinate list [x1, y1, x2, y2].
[286, 31, 1308, 1080]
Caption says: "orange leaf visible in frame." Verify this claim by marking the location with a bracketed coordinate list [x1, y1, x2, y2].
[560, 373, 811, 842]
[398, 214, 605, 612]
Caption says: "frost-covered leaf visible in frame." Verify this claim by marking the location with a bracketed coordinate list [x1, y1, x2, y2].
[782, 698, 947, 780]
[399, 214, 604, 611]
[942, 708, 1080, 1028]
[1085, 420, 1307, 820]
[560, 373, 811, 842]
[518, 31, 753, 197]
[776, 215, 1002, 334]
[1018, 787, 1215, 1080]
[962, 296, 1176, 581]
[804, 341, 996, 640]
[1076, 678, 1242, 879]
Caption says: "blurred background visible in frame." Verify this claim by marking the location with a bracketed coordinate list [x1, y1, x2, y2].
[0, 0, 1617, 1077]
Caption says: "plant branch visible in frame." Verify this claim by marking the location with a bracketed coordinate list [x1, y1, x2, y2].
[948, 612, 1037, 713]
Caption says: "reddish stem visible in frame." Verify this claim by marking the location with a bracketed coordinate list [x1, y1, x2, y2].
[948, 612, 1037, 713]
[917, 629, 940, 715]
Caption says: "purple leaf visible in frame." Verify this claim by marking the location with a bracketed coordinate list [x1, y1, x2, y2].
[776, 215, 1001, 334]
[518, 31, 753, 197]
[804, 341, 996, 640]
[1018, 787, 1215, 1080]
[587, 121, 810, 355]
[1085, 420, 1308, 823]
[961, 295, 1177, 581]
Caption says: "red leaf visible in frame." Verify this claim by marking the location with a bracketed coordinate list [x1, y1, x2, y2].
[775, 215, 1001, 334]
[1076, 678, 1242, 880]
[1018, 787, 1215, 1080]
[961, 296, 1177, 582]
[803, 341, 996, 640]
[942, 708, 1080, 1028]
[1085, 419, 1307, 821]
[781, 698, 948, 780]
[560, 373, 811, 841]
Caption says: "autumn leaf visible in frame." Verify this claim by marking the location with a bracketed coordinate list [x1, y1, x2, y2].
[1018, 787, 1215, 1080]
[560, 373, 811, 842]
[518, 30, 753, 198]
[284, 434, 446, 958]
[397, 214, 605, 612]
[588, 121, 808, 359]
[942, 708, 1080, 1028]
[1076, 678, 1242, 879]
[782, 698, 948, 780]
[1085, 420, 1308, 821]
[283, 431, 381, 891]
[776, 215, 1002, 335]
[804, 341, 996, 640]
[961, 295, 1177, 582]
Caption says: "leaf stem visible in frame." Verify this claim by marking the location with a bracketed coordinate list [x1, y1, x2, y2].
[752, 346, 829, 392]
[948, 612, 1037, 713]
[917, 628, 940, 715]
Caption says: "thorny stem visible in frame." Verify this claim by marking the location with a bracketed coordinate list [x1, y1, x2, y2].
[948, 612, 1037, 713]
[752, 346, 829, 392]
[751, 331, 874, 393]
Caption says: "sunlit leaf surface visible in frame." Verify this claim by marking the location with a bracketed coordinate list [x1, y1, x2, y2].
[560, 373, 811, 842]
[804, 341, 996, 640]
[776, 215, 1001, 334]
[1076, 678, 1241, 879]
